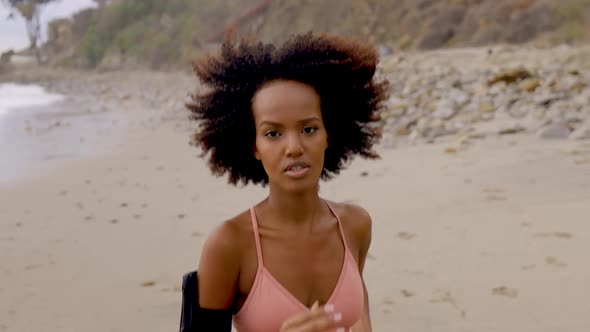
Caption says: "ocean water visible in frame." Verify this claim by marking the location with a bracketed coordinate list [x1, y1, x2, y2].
[0, 82, 64, 116]
[0, 83, 67, 183]
[0, 82, 142, 184]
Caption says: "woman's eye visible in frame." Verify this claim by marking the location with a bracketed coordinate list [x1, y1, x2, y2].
[264, 130, 280, 138]
[302, 127, 317, 134]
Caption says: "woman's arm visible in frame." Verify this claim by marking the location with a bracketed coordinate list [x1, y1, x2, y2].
[344, 204, 373, 332]
[197, 220, 242, 310]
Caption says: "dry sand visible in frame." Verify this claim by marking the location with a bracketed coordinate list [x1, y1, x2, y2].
[1, 70, 589, 332]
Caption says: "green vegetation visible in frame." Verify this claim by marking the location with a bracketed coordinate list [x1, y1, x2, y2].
[72, 0, 242, 69]
[558, 0, 590, 20]
[558, 0, 590, 42]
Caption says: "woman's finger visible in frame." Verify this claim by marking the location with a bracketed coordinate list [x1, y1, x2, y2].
[295, 309, 342, 332]
[280, 303, 340, 331]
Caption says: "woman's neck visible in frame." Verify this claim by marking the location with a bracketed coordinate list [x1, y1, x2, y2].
[262, 183, 324, 230]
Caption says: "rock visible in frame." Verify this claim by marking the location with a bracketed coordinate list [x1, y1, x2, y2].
[498, 125, 526, 135]
[492, 286, 518, 298]
[537, 124, 571, 139]
[395, 126, 410, 136]
[444, 147, 457, 154]
[488, 68, 533, 86]
[398, 34, 413, 50]
[386, 102, 409, 117]
[570, 123, 590, 140]
[520, 78, 541, 92]
[449, 89, 470, 106]
[479, 102, 495, 114]
[571, 81, 588, 93]
[433, 100, 458, 120]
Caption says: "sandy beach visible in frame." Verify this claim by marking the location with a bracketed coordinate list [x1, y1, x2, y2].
[1, 55, 590, 331]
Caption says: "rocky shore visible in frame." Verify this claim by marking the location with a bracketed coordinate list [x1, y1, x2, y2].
[2, 44, 589, 150]
[377, 44, 590, 149]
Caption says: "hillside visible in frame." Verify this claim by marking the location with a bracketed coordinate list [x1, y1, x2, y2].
[40, 0, 590, 69]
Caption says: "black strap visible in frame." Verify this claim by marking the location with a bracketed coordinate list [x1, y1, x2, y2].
[179, 270, 232, 332]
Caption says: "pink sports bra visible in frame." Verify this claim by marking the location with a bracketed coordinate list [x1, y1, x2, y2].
[232, 202, 364, 332]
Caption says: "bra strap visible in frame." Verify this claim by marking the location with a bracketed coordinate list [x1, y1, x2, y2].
[323, 200, 350, 251]
[249, 207, 264, 268]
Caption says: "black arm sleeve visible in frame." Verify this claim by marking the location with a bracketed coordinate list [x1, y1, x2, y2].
[180, 271, 233, 332]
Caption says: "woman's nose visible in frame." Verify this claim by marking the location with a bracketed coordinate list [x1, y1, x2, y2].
[285, 132, 304, 156]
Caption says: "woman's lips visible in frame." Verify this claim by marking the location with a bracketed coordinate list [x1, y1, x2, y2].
[284, 165, 310, 178]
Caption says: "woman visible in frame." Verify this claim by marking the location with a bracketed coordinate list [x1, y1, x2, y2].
[187, 32, 389, 332]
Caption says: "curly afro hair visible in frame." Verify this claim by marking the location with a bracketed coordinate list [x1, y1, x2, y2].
[187, 32, 390, 186]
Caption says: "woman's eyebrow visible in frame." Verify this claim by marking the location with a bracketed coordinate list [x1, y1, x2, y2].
[259, 120, 282, 127]
[298, 117, 321, 124]
[259, 117, 320, 127]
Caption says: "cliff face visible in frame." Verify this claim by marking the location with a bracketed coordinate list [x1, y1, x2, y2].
[244, 0, 587, 48]
[43, 0, 590, 69]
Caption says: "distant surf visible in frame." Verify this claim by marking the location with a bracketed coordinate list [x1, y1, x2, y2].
[0, 82, 64, 117]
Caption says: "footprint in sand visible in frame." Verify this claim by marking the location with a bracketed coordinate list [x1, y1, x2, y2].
[482, 188, 507, 201]
[24, 264, 43, 271]
[397, 231, 417, 240]
[545, 256, 567, 267]
[383, 297, 395, 305]
[381, 296, 394, 314]
[533, 232, 573, 239]
[430, 290, 466, 318]
[492, 286, 518, 299]
[401, 289, 414, 297]
[133, 214, 142, 220]
[521, 264, 536, 270]
[485, 194, 507, 201]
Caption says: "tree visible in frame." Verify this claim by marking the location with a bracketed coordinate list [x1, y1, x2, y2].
[1, 0, 58, 63]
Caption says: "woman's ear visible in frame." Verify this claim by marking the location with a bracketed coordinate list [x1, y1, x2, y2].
[254, 146, 261, 160]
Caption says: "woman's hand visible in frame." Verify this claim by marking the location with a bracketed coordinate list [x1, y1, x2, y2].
[279, 301, 346, 332]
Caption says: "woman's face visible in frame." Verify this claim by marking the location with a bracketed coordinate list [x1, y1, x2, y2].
[252, 80, 328, 192]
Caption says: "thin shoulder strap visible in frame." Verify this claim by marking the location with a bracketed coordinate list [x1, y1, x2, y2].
[323, 200, 350, 251]
[249, 207, 264, 267]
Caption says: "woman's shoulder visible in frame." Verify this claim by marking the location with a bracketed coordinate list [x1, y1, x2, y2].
[325, 200, 372, 246]
[197, 209, 253, 308]
[325, 200, 372, 230]
[200, 209, 253, 260]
